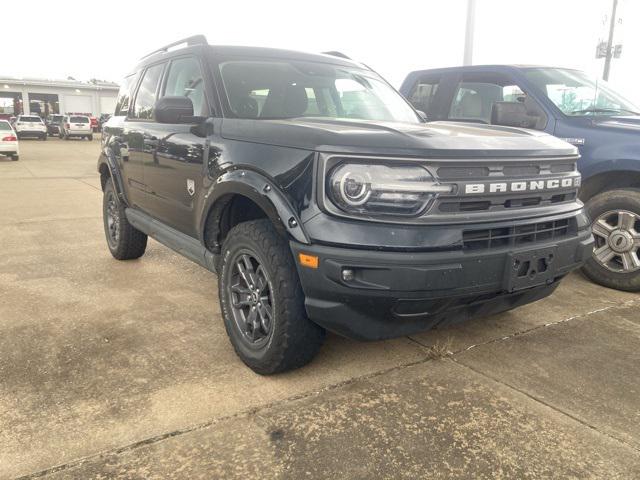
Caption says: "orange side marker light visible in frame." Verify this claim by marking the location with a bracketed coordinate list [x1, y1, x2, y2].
[298, 253, 319, 269]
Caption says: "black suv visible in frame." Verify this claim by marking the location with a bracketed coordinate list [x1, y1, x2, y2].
[99, 36, 593, 374]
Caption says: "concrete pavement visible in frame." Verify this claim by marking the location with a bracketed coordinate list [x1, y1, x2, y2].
[0, 138, 638, 479]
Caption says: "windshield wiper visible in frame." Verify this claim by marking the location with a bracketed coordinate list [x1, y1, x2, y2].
[569, 107, 640, 116]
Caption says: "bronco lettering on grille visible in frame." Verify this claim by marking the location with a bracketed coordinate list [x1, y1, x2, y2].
[463, 177, 581, 195]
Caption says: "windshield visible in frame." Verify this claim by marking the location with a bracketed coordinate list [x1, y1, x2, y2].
[19, 116, 42, 123]
[525, 68, 639, 117]
[219, 60, 420, 123]
[50, 115, 63, 122]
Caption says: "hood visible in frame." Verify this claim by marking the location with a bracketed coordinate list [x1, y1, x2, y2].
[593, 115, 640, 132]
[221, 118, 577, 158]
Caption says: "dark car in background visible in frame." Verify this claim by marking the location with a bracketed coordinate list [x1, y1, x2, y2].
[400, 65, 640, 291]
[46, 114, 64, 136]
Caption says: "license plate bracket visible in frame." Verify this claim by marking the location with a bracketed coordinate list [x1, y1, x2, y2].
[504, 246, 558, 292]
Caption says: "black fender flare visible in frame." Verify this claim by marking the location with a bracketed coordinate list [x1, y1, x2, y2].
[199, 169, 310, 252]
[98, 149, 129, 206]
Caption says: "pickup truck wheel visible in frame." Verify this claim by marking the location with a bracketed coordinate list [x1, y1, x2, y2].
[219, 219, 325, 374]
[102, 180, 147, 260]
[582, 189, 640, 291]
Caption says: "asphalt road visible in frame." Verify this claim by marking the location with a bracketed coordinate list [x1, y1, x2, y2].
[1, 137, 639, 479]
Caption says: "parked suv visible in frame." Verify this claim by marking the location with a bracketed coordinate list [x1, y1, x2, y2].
[99, 37, 593, 374]
[14, 115, 47, 140]
[400, 65, 640, 291]
[60, 115, 93, 140]
[46, 114, 64, 136]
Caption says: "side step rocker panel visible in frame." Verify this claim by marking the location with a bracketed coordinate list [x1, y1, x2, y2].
[125, 208, 217, 273]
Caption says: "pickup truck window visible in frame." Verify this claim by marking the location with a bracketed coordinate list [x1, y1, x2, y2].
[407, 76, 440, 118]
[219, 60, 420, 123]
[525, 68, 639, 116]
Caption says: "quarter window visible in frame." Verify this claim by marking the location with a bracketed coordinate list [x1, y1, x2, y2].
[132, 63, 165, 120]
[163, 57, 206, 116]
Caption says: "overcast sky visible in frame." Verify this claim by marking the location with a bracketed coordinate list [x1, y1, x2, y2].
[4, 0, 638, 102]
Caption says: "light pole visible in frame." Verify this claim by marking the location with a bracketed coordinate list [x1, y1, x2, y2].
[603, 0, 618, 81]
[463, 0, 476, 66]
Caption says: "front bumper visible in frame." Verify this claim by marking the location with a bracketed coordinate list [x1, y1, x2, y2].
[291, 211, 593, 340]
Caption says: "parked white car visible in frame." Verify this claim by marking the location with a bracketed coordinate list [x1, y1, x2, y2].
[14, 115, 47, 140]
[0, 120, 19, 161]
[60, 115, 93, 140]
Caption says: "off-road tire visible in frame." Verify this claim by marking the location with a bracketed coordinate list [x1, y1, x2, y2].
[218, 219, 325, 374]
[582, 188, 640, 291]
[102, 180, 147, 260]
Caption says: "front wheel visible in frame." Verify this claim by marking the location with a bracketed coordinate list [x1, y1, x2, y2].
[218, 219, 325, 374]
[42, 134, 47, 141]
[582, 189, 640, 291]
[102, 180, 147, 260]
[11, 155, 18, 161]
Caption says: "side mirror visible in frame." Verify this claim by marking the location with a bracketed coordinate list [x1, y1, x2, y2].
[491, 101, 535, 129]
[416, 110, 428, 122]
[155, 96, 194, 124]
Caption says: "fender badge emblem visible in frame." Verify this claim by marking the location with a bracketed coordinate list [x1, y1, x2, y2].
[187, 179, 195, 196]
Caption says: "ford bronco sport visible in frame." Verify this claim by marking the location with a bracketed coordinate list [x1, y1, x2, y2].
[99, 36, 593, 374]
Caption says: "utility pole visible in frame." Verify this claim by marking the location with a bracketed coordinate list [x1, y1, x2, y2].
[602, 0, 618, 81]
[463, 0, 476, 66]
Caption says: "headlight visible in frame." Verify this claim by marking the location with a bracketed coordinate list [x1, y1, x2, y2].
[327, 163, 451, 217]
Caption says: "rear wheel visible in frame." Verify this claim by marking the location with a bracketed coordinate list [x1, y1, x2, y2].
[218, 219, 325, 374]
[42, 134, 47, 141]
[102, 180, 147, 260]
[582, 189, 640, 291]
[88, 134, 93, 141]
[11, 155, 18, 161]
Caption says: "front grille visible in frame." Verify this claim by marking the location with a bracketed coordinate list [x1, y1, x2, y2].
[439, 191, 577, 213]
[463, 218, 574, 250]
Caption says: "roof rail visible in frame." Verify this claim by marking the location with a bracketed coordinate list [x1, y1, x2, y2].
[140, 35, 208, 60]
[322, 51, 351, 60]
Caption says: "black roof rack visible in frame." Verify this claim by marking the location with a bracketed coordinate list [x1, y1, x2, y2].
[322, 51, 351, 60]
[140, 35, 208, 60]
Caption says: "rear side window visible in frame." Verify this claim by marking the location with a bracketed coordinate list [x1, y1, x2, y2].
[163, 57, 206, 116]
[408, 76, 441, 118]
[131, 63, 165, 120]
[0, 121, 11, 131]
[70, 116, 89, 123]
